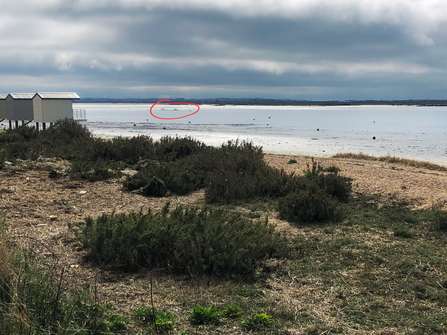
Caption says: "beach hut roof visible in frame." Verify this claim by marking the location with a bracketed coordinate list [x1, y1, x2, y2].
[36, 92, 80, 99]
[8, 93, 36, 99]
[0, 94, 7, 99]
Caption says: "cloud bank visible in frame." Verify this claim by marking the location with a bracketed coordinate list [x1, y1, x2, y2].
[0, 0, 446, 99]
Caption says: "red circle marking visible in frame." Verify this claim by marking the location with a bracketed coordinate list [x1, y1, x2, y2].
[150, 99, 200, 120]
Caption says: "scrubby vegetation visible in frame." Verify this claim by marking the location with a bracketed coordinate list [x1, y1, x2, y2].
[1, 120, 352, 223]
[0, 223, 129, 335]
[73, 204, 290, 278]
[3, 121, 447, 333]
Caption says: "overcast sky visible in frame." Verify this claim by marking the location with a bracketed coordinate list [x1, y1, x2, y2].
[1, 0, 447, 100]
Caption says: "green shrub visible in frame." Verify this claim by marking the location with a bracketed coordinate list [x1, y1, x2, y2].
[427, 209, 447, 231]
[68, 159, 120, 182]
[189, 305, 220, 325]
[205, 155, 351, 204]
[74, 204, 289, 278]
[221, 305, 244, 318]
[278, 189, 343, 223]
[107, 313, 130, 331]
[133, 305, 155, 323]
[303, 159, 352, 201]
[0, 151, 5, 170]
[124, 159, 205, 196]
[204, 141, 290, 203]
[133, 306, 176, 333]
[242, 313, 274, 330]
[287, 159, 297, 164]
[45, 118, 92, 141]
[0, 124, 40, 143]
[154, 136, 208, 161]
[153, 312, 176, 332]
[393, 228, 415, 238]
[323, 165, 341, 173]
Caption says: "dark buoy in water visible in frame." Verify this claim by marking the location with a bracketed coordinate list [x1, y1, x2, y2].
[133, 124, 136, 127]
[317, 128, 320, 131]
[373, 136, 376, 140]
[163, 127, 166, 130]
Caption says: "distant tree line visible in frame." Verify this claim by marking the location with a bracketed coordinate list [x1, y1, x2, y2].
[75, 97, 447, 106]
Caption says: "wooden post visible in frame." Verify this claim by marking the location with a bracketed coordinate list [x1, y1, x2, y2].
[43, 123, 46, 130]
[9, 120, 12, 129]
[21, 120, 24, 125]
[15, 121, 18, 128]
[36, 122, 39, 131]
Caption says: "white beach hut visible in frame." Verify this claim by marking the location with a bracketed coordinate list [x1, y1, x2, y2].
[6, 93, 36, 121]
[0, 94, 6, 120]
[33, 92, 80, 123]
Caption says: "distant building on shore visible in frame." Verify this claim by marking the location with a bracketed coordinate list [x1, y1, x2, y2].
[6, 93, 35, 121]
[2, 92, 80, 128]
[33, 92, 80, 123]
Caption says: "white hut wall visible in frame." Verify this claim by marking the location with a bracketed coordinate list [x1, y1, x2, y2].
[41, 99, 73, 122]
[33, 97, 43, 123]
[6, 96, 14, 120]
[0, 100, 6, 119]
[12, 100, 34, 120]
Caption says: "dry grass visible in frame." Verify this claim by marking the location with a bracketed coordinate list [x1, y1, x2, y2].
[2, 155, 447, 334]
[0, 231, 11, 281]
[264, 153, 447, 211]
[332, 152, 447, 171]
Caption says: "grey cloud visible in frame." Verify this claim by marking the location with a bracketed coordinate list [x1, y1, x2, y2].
[0, 0, 447, 99]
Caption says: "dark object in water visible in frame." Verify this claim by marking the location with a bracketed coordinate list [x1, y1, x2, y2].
[373, 136, 376, 140]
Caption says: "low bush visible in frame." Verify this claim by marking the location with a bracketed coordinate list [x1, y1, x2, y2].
[154, 136, 208, 161]
[426, 209, 447, 232]
[242, 313, 274, 330]
[124, 159, 205, 196]
[74, 204, 290, 278]
[221, 305, 244, 318]
[278, 189, 344, 223]
[303, 159, 352, 201]
[133, 306, 176, 332]
[189, 305, 220, 325]
[68, 158, 121, 181]
[323, 165, 341, 173]
[204, 140, 293, 203]
[0, 151, 5, 170]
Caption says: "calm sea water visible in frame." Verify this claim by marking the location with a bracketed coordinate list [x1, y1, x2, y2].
[75, 103, 447, 165]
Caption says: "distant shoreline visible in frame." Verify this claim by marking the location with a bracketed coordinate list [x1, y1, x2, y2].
[74, 98, 447, 107]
